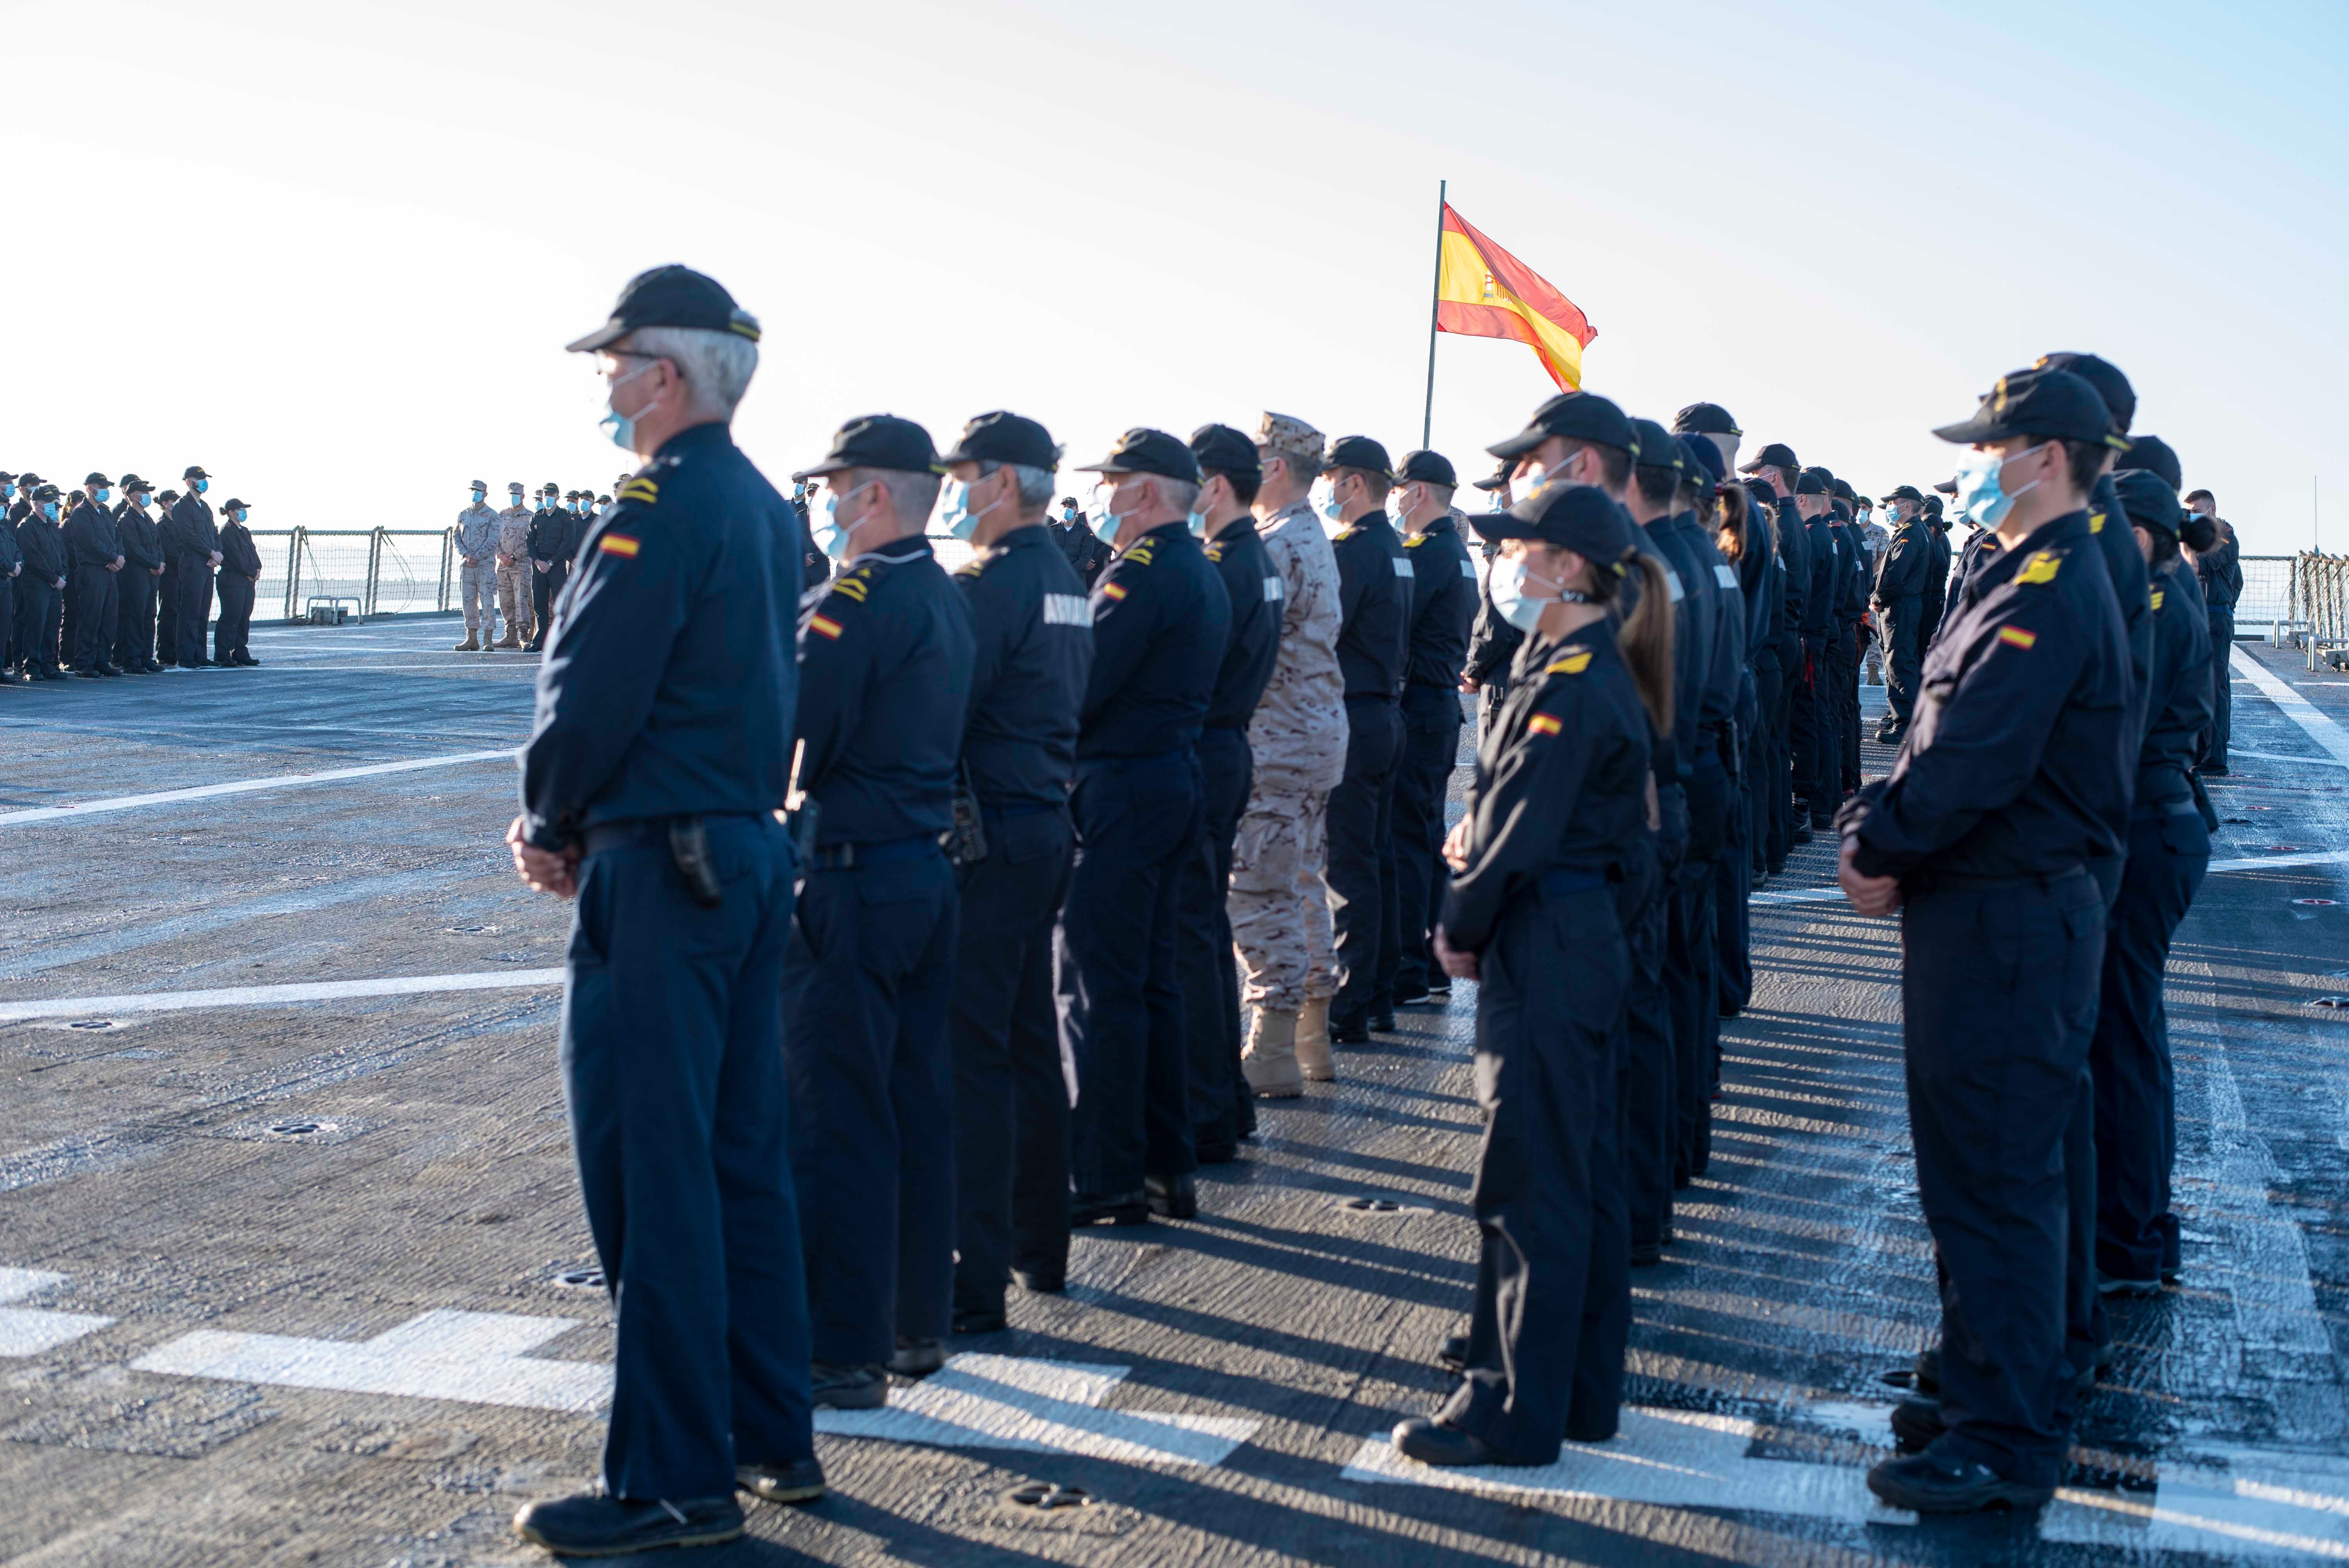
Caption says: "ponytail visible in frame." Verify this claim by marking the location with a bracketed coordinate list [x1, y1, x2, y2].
[1614, 552, 1676, 738]
[1713, 483, 1748, 564]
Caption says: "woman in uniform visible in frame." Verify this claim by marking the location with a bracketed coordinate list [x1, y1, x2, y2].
[1392, 479, 1674, 1468]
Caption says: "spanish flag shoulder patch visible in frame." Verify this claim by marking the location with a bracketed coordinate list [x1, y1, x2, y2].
[1998, 624, 2038, 650]
[1545, 648, 1594, 676]
[1100, 581, 1128, 601]
[1527, 713, 1564, 736]
[599, 533, 640, 558]
[808, 613, 843, 640]
[617, 477, 659, 506]
[2016, 550, 2062, 586]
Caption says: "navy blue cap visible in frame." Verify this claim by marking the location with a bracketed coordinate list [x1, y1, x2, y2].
[1679, 435, 1724, 488]
[2034, 351, 2135, 434]
[1189, 424, 1261, 478]
[1395, 449, 1457, 488]
[566, 264, 760, 353]
[1322, 434, 1394, 477]
[793, 414, 943, 481]
[1880, 484, 1924, 503]
[939, 410, 1060, 471]
[1076, 428, 1199, 484]
[2114, 433, 2182, 492]
[1489, 391, 1635, 461]
[1478, 481, 1636, 561]
[1672, 402, 1741, 437]
[1737, 441, 1798, 475]
[1628, 419, 1682, 473]
[1795, 470, 1831, 496]
[1934, 367, 2128, 449]
[2114, 470, 2185, 536]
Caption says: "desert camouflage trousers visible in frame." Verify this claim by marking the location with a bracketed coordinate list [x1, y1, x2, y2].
[1228, 771, 1336, 1012]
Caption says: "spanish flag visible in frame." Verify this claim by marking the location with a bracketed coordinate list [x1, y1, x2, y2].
[1435, 204, 1597, 391]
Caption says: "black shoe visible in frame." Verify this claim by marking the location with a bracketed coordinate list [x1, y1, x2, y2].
[1426, 980, 1451, 999]
[1629, 1244, 1662, 1267]
[1195, 1140, 1239, 1165]
[1912, 1346, 1940, 1395]
[1328, 1018, 1370, 1045]
[952, 1306, 1008, 1335]
[524, 641, 545, 653]
[1369, 1009, 1396, 1032]
[158, 660, 177, 669]
[1391, 986, 1433, 1007]
[809, 1361, 888, 1409]
[2198, 763, 2229, 777]
[511, 1491, 745, 1556]
[2162, 1262, 2181, 1285]
[1810, 815, 1836, 830]
[1392, 1417, 1506, 1468]
[1790, 821, 1813, 845]
[96, 663, 125, 677]
[1436, 1333, 1468, 1373]
[1070, 1191, 1150, 1228]
[1866, 1451, 2053, 1514]
[1890, 1397, 1945, 1452]
[1144, 1172, 1197, 1219]
[237, 654, 261, 666]
[74, 668, 103, 679]
[735, 1456, 824, 1506]
[1011, 1265, 1065, 1294]
[886, 1336, 946, 1377]
[191, 657, 218, 667]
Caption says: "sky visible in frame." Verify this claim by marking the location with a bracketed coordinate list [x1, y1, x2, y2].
[8, 0, 2347, 556]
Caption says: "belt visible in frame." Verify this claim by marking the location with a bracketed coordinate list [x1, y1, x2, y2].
[806, 832, 940, 871]
[583, 812, 761, 855]
[1074, 745, 1190, 773]
[979, 800, 1063, 821]
[1916, 862, 2091, 894]
[1539, 868, 1611, 895]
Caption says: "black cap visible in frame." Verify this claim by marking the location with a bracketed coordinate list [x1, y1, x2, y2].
[1745, 475, 1781, 505]
[221, 497, 249, 511]
[0, 472, 13, 484]
[1932, 367, 2128, 449]
[184, 465, 209, 480]
[1322, 435, 1393, 477]
[1830, 477, 1857, 504]
[1488, 391, 1635, 461]
[157, 488, 178, 503]
[565, 264, 760, 353]
[1479, 481, 1636, 563]
[32, 484, 61, 501]
[939, 410, 1060, 471]
[1075, 427, 1199, 484]
[16, 472, 39, 485]
[1470, 460, 1513, 493]
[1672, 402, 1741, 437]
[1795, 470, 1831, 496]
[2113, 470, 2184, 537]
[1737, 441, 1798, 475]
[1680, 435, 1725, 488]
[1394, 449, 1457, 488]
[2035, 352, 2135, 433]
[564, 490, 581, 500]
[2114, 433, 2182, 492]
[793, 414, 943, 481]
[1921, 494, 1944, 517]
[1628, 419, 1683, 473]
[1058, 496, 1077, 508]
[542, 480, 559, 493]
[1189, 424, 1262, 479]
[1933, 477, 1958, 494]
[1880, 484, 1924, 503]
[83, 470, 110, 486]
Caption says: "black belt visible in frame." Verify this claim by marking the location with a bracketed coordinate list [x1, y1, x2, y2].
[805, 832, 940, 871]
[1074, 746, 1190, 773]
[1345, 691, 1397, 704]
[1915, 862, 2091, 894]
[583, 813, 761, 855]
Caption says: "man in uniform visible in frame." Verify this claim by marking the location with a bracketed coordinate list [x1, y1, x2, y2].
[784, 414, 973, 1401]
[1060, 428, 1228, 1225]
[114, 476, 165, 673]
[1461, 462, 1523, 756]
[16, 485, 67, 680]
[168, 466, 220, 668]
[1737, 444, 1811, 849]
[2184, 488, 2237, 773]
[1838, 366, 2130, 1514]
[495, 481, 535, 648]
[1918, 494, 1954, 650]
[1826, 475, 1869, 793]
[214, 499, 264, 666]
[935, 411, 1092, 1332]
[526, 482, 570, 652]
[1320, 435, 1412, 1045]
[1232, 414, 1347, 1091]
[1871, 486, 1931, 744]
[0, 475, 20, 680]
[454, 480, 500, 652]
[153, 484, 181, 665]
[1788, 467, 1843, 824]
[1178, 424, 1281, 1154]
[64, 472, 125, 677]
[1050, 494, 1113, 586]
[508, 264, 817, 1556]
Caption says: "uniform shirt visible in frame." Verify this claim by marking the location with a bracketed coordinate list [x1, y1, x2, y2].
[2088, 470, 2155, 755]
[2192, 520, 2241, 611]
[1800, 511, 1839, 639]
[1920, 525, 1953, 639]
[1400, 512, 1476, 691]
[1946, 524, 2000, 616]
[1246, 500, 1347, 783]
[0, 510, 20, 576]
[454, 502, 501, 564]
[17, 512, 67, 584]
[1872, 518, 1930, 603]
[167, 493, 217, 562]
[115, 502, 164, 572]
[1859, 519, 1892, 566]
[1330, 511, 1410, 701]
[219, 519, 264, 577]
[953, 523, 1092, 810]
[795, 536, 974, 845]
[1202, 515, 1283, 731]
[2138, 557, 2215, 805]
[1771, 495, 1810, 657]
[1832, 519, 1870, 622]
[1843, 509, 2129, 881]
[519, 423, 801, 850]
[1078, 520, 1229, 759]
[1672, 509, 1745, 735]
[527, 505, 570, 564]
[496, 504, 534, 561]
[1465, 535, 1524, 689]
[1732, 499, 1779, 674]
[63, 499, 121, 567]
[1442, 617, 1651, 953]
[1644, 511, 1724, 764]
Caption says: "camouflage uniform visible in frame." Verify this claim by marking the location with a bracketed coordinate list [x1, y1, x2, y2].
[495, 499, 535, 644]
[1230, 413, 1348, 1012]
[454, 502, 501, 638]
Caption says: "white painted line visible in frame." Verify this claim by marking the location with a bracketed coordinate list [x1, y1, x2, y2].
[0, 748, 514, 828]
[2230, 748, 2349, 769]
[0, 1268, 114, 1357]
[134, 1308, 610, 1413]
[1749, 886, 1848, 907]
[2234, 646, 2349, 767]
[1750, 852, 2349, 913]
[0, 969, 565, 1023]
[819, 1353, 1258, 1466]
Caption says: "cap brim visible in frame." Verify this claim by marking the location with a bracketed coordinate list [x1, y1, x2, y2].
[1469, 476, 1508, 492]
[563, 321, 633, 354]
[1930, 413, 2018, 445]
[789, 459, 854, 483]
[1485, 428, 1545, 462]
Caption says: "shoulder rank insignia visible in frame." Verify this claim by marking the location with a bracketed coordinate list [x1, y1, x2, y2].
[598, 533, 640, 558]
[1100, 581, 1128, 602]
[954, 560, 985, 578]
[1545, 648, 1594, 675]
[808, 612, 844, 640]
[1527, 713, 1563, 736]
[2016, 550, 2062, 586]
[828, 572, 871, 604]
[1997, 625, 2038, 650]
[1333, 526, 1357, 542]
[1123, 542, 1156, 566]
[1404, 533, 1427, 548]
[2089, 512, 2104, 533]
[1204, 546, 1223, 563]
[617, 476, 659, 506]
[2151, 588, 2165, 611]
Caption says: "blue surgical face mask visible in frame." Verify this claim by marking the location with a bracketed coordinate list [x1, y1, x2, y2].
[1187, 506, 1211, 538]
[1313, 479, 1345, 523]
[41, 502, 60, 521]
[1952, 442, 2048, 528]
[937, 478, 999, 542]
[193, 478, 209, 494]
[1096, 481, 1135, 535]
[598, 361, 659, 452]
[813, 481, 873, 560]
[93, 488, 110, 505]
[472, 491, 487, 506]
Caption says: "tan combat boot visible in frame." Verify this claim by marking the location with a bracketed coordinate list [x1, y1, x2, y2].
[453, 632, 480, 651]
[1296, 998, 1336, 1082]
[495, 629, 523, 650]
[1242, 1009, 1305, 1098]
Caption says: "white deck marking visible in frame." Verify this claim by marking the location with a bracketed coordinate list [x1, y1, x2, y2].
[0, 969, 565, 1023]
[0, 748, 513, 828]
[133, 1308, 610, 1413]
[2235, 646, 2349, 767]
[819, 1353, 1258, 1465]
[0, 1269, 115, 1357]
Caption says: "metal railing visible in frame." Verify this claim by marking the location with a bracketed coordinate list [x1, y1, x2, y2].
[2239, 555, 2290, 629]
[246, 528, 458, 620]
[2287, 554, 2349, 671]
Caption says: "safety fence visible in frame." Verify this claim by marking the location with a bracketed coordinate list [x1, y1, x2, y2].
[2287, 554, 2349, 671]
[2240, 555, 2290, 629]
[246, 529, 456, 620]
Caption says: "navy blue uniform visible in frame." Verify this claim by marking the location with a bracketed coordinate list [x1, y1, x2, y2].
[1872, 517, 1931, 734]
[1050, 514, 1113, 587]
[527, 504, 572, 650]
[0, 511, 20, 673]
[1326, 513, 1411, 1030]
[1918, 523, 1953, 649]
[947, 524, 1093, 1320]
[1389, 515, 1476, 1002]
[1839, 508, 2130, 1489]
[1182, 516, 1283, 1156]
[1463, 538, 1522, 744]
[517, 421, 812, 1504]
[114, 502, 164, 670]
[63, 500, 122, 672]
[215, 519, 264, 664]
[1761, 495, 1806, 866]
[1059, 521, 1228, 1202]
[15, 513, 65, 677]
[2193, 520, 2240, 768]
[166, 492, 218, 666]
[1438, 620, 1649, 1462]
[783, 535, 973, 1365]
[1791, 510, 1841, 818]
[1830, 515, 1868, 795]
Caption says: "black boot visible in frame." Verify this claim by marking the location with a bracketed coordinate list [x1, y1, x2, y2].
[511, 1491, 745, 1555]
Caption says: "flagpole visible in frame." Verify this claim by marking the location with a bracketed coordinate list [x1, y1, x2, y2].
[1422, 178, 1445, 449]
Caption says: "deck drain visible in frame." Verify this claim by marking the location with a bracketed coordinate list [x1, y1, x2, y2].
[2312, 998, 2349, 1010]
[64, 1019, 124, 1032]
[1003, 1481, 1090, 1512]
[1337, 1196, 1404, 1213]
[554, 1266, 606, 1290]
[444, 924, 497, 935]
[269, 1121, 326, 1137]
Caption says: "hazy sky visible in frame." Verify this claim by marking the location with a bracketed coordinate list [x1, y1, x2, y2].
[11, 0, 2345, 554]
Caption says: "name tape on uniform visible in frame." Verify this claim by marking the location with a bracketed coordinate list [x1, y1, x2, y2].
[1043, 594, 1093, 627]
[1264, 576, 1284, 602]
[1715, 564, 1739, 589]
[1460, 559, 1477, 579]
[1392, 558, 1413, 578]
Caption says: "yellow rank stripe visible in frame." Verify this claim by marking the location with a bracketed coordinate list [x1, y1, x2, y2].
[618, 478, 659, 504]
[2089, 513, 2104, 534]
[2151, 588, 2165, 611]
[1101, 582, 1128, 601]
[2016, 550, 2062, 586]
[809, 614, 843, 640]
[830, 576, 870, 603]
[599, 534, 640, 558]
[1998, 625, 2038, 650]
[1125, 544, 1156, 565]
[1545, 650, 1593, 675]
[1527, 713, 1563, 736]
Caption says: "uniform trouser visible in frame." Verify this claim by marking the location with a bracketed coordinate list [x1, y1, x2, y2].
[115, 569, 158, 669]
[0, 576, 14, 668]
[1767, 650, 1797, 867]
[174, 559, 214, 666]
[1327, 697, 1403, 1026]
[1832, 620, 1861, 794]
[1749, 656, 1781, 877]
[60, 562, 76, 661]
[1622, 869, 1674, 1255]
[1060, 751, 1202, 1197]
[1178, 728, 1254, 1154]
[1390, 685, 1461, 997]
[781, 841, 958, 1366]
[156, 559, 179, 660]
[16, 581, 59, 674]
[70, 567, 118, 670]
[1666, 758, 1729, 1183]
[1716, 773, 1753, 1019]
[497, 559, 531, 641]
[460, 560, 494, 632]
[561, 814, 813, 1500]
[531, 560, 569, 645]
[1903, 865, 2104, 1487]
[1879, 596, 1923, 731]
[1230, 764, 1337, 1013]
[214, 574, 255, 663]
[2207, 610, 2234, 766]
[1442, 878, 1630, 1462]
[2092, 807, 2209, 1284]
[951, 806, 1077, 1319]
[1788, 633, 1827, 812]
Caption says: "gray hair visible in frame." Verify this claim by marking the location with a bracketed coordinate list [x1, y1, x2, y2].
[619, 325, 758, 418]
[977, 459, 1057, 512]
[1156, 477, 1200, 519]
[839, 466, 942, 528]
